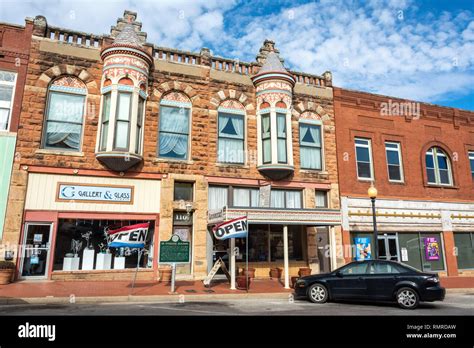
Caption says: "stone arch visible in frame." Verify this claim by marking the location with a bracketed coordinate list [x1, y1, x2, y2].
[292, 100, 330, 122]
[209, 89, 254, 112]
[153, 81, 199, 104]
[37, 64, 97, 93]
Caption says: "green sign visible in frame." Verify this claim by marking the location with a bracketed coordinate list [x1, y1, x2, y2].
[159, 235, 190, 263]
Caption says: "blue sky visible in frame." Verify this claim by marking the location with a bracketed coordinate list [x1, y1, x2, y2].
[2, 0, 474, 110]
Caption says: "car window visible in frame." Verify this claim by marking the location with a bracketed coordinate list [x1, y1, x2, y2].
[369, 262, 401, 274]
[340, 262, 368, 275]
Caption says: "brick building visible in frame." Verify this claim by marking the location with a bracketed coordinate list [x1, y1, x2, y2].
[334, 87, 474, 279]
[0, 19, 33, 239]
[2, 11, 343, 285]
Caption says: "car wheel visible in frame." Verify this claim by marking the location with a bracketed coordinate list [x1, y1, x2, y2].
[308, 283, 328, 304]
[396, 287, 419, 309]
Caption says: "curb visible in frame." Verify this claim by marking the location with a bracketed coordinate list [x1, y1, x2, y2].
[0, 292, 293, 306]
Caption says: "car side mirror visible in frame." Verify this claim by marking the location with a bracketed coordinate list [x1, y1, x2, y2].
[335, 271, 343, 278]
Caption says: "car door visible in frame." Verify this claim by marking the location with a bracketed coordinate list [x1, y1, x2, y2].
[365, 261, 402, 300]
[327, 262, 369, 300]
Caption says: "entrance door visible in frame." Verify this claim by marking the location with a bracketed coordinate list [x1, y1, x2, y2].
[377, 234, 399, 261]
[316, 227, 331, 273]
[20, 223, 53, 279]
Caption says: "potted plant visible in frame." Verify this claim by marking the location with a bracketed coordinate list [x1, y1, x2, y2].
[236, 275, 251, 290]
[159, 266, 172, 283]
[270, 267, 282, 279]
[241, 267, 256, 278]
[0, 261, 15, 285]
[291, 276, 299, 288]
[298, 267, 311, 277]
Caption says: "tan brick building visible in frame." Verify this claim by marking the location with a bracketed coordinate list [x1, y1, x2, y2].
[2, 11, 343, 285]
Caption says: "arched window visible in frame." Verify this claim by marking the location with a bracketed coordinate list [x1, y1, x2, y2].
[426, 147, 453, 185]
[42, 76, 87, 151]
[217, 100, 245, 164]
[158, 92, 191, 160]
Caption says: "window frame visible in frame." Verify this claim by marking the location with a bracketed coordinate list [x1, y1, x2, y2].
[99, 92, 111, 151]
[113, 91, 133, 151]
[157, 103, 191, 161]
[41, 87, 86, 152]
[173, 181, 194, 202]
[385, 141, 404, 183]
[354, 137, 374, 180]
[0, 70, 17, 132]
[136, 96, 145, 154]
[270, 189, 303, 209]
[315, 190, 328, 208]
[217, 110, 245, 165]
[299, 120, 323, 170]
[469, 151, 474, 181]
[261, 113, 272, 164]
[276, 112, 287, 164]
[425, 147, 453, 186]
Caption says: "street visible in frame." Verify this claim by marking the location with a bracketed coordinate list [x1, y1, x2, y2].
[0, 293, 472, 316]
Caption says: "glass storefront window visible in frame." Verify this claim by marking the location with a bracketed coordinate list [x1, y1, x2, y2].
[454, 232, 474, 269]
[53, 219, 154, 271]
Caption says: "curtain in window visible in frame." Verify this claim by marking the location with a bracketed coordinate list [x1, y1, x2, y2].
[218, 112, 244, 163]
[300, 123, 321, 169]
[261, 114, 271, 163]
[208, 186, 228, 210]
[277, 113, 287, 163]
[0, 108, 9, 131]
[271, 190, 285, 208]
[100, 93, 111, 151]
[45, 92, 85, 150]
[286, 190, 302, 208]
[315, 191, 327, 208]
[250, 189, 260, 207]
[233, 188, 250, 207]
[159, 105, 189, 159]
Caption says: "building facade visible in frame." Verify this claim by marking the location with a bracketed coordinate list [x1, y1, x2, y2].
[334, 87, 474, 278]
[2, 11, 344, 285]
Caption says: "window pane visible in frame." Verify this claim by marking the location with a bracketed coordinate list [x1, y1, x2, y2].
[357, 162, 372, 178]
[300, 123, 321, 147]
[263, 139, 271, 163]
[427, 168, 436, 183]
[233, 188, 250, 207]
[218, 113, 244, 139]
[301, 147, 321, 169]
[48, 92, 84, 124]
[159, 133, 188, 159]
[437, 154, 448, 169]
[45, 122, 82, 150]
[439, 169, 450, 184]
[270, 190, 285, 208]
[102, 93, 111, 122]
[250, 189, 259, 207]
[114, 121, 129, 149]
[425, 153, 434, 168]
[117, 93, 131, 120]
[386, 150, 400, 165]
[218, 138, 244, 163]
[356, 146, 370, 162]
[315, 190, 327, 208]
[454, 233, 474, 269]
[0, 85, 13, 103]
[388, 165, 401, 181]
[159, 106, 189, 134]
[355, 138, 369, 145]
[208, 186, 228, 210]
[277, 138, 287, 163]
[174, 182, 193, 201]
[0, 108, 9, 130]
[100, 122, 108, 150]
[286, 191, 301, 208]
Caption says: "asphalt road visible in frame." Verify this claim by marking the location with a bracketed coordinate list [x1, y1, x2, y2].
[0, 293, 473, 316]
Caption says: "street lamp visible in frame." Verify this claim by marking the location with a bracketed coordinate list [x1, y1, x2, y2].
[368, 183, 378, 260]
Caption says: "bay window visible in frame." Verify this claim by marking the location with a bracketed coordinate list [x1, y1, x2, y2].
[218, 111, 244, 164]
[0, 70, 17, 131]
[99, 93, 111, 151]
[114, 92, 132, 150]
[299, 122, 322, 170]
[261, 113, 271, 164]
[158, 104, 190, 160]
[276, 113, 287, 163]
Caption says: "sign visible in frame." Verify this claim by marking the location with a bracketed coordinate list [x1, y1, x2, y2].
[33, 234, 43, 243]
[57, 183, 133, 204]
[213, 216, 248, 240]
[401, 247, 409, 262]
[173, 212, 192, 226]
[424, 237, 440, 261]
[208, 207, 226, 225]
[159, 235, 190, 263]
[355, 237, 372, 260]
[259, 185, 271, 208]
[203, 258, 230, 286]
[107, 223, 149, 248]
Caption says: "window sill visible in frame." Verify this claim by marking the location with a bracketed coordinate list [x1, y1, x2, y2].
[388, 180, 406, 185]
[0, 130, 15, 136]
[216, 162, 249, 169]
[424, 183, 459, 190]
[300, 169, 328, 175]
[152, 157, 194, 165]
[36, 149, 84, 157]
[357, 178, 374, 182]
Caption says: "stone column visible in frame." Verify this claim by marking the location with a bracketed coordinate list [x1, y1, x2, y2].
[283, 225, 290, 289]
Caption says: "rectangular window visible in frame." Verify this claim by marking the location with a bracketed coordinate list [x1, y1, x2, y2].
[469, 152, 474, 180]
[261, 113, 271, 164]
[158, 105, 190, 160]
[270, 189, 302, 209]
[232, 187, 259, 207]
[276, 113, 287, 163]
[299, 122, 322, 170]
[454, 232, 474, 269]
[355, 138, 373, 180]
[208, 185, 228, 210]
[43, 92, 85, 151]
[397, 232, 445, 271]
[218, 112, 244, 164]
[99, 93, 111, 151]
[114, 92, 132, 150]
[136, 97, 144, 153]
[0, 70, 16, 131]
[385, 142, 403, 182]
[315, 190, 328, 208]
[174, 182, 193, 201]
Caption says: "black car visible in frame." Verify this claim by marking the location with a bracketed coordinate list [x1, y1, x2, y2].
[294, 260, 445, 309]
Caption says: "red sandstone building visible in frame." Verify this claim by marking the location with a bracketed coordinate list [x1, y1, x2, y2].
[334, 87, 474, 280]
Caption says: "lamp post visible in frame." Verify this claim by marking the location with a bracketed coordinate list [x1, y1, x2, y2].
[368, 184, 378, 260]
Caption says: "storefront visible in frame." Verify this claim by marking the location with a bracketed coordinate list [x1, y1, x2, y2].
[17, 172, 160, 281]
[342, 197, 474, 277]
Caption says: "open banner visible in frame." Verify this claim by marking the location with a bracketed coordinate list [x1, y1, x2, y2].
[107, 222, 149, 248]
[212, 216, 248, 240]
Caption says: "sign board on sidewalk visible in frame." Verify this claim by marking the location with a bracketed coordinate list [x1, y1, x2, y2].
[203, 258, 230, 286]
[159, 235, 190, 263]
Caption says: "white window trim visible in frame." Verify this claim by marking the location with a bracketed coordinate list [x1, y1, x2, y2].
[355, 137, 374, 180]
[469, 151, 474, 179]
[216, 107, 247, 165]
[299, 119, 325, 171]
[0, 70, 17, 133]
[426, 147, 453, 186]
[385, 141, 404, 183]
